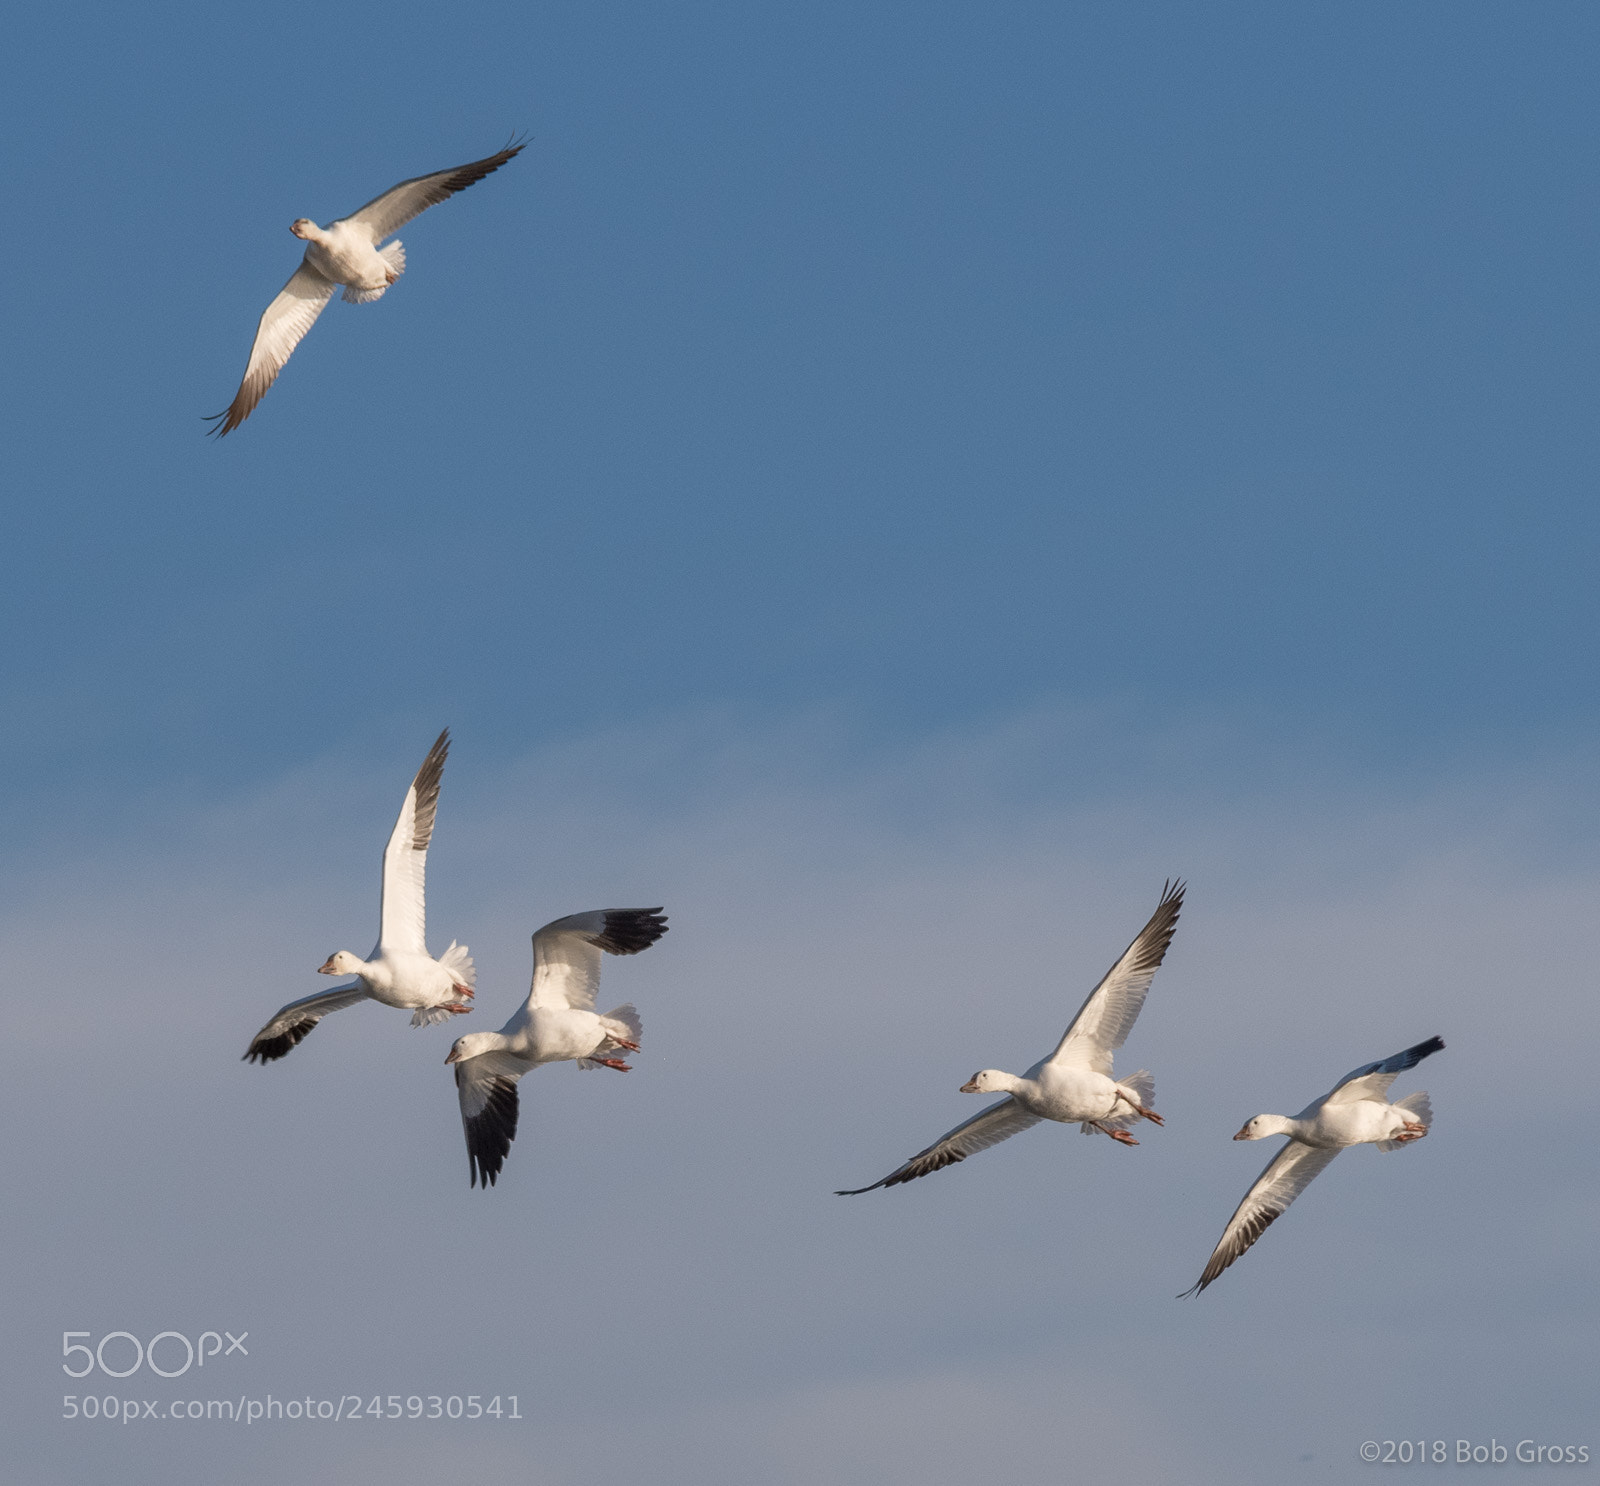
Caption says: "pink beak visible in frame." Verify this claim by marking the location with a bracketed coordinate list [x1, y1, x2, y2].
[316, 958, 338, 975]
[1233, 1126, 1252, 1140]
[959, 1079, 980, 1093]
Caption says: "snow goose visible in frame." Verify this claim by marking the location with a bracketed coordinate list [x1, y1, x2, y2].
[1181, 1035, 1444, 1296]
[243, 730, 475, 1063]
[206, 139, 525, 436]
[836, 881, 1183, 1194]
[447, 908, 669, 1188]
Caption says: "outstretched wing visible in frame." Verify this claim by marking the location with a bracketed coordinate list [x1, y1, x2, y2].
[378, 730, 450, 955]
[205, 261, 336, 437]
[1180, 1140, 1341, 1297]
[526, 908, 668, 1012]
[835, 1097, 1044, 1194]
[455, 1053, 525, 1189]
[1048, 880, 1185, 1075]
[342, 139, 526, 243]
[242, 983, 370, 1064]
[1324, 1035, 1445, 1108]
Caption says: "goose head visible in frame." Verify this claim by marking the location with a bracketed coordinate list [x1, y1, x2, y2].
[446, 1032, 503, 1065]
[318, 950, 364, 976]
[960, 1069, 1008, 1094]
[290, 218, 319, 240]
[1234, 1114, 1291, 1140]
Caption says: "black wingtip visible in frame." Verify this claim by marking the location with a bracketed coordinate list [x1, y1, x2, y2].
[413, 726, 450, 791]
[442, 137, 531, 197]
[462, 1075, 518, 1189]
[407, 728, 452, 848]
[242, 1017, 316, 1065]
[835, 1161, 927, 1195]
[594, 908, 669, 956]
[419, 727, 450, 769]
[1119, 879, 1186, 977]
[1396, 1035, 1446, 1069]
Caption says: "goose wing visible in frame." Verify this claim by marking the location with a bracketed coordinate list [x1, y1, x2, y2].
[1323, 1035, 1445, 1108]
[526, 908, 668, 1012]
[243, 983, 370, 1064]
[454, 1051, 526, 1189]
[1047, 880, 1184, 1075]
[835, 1096, 1043, 1194]
[342, 140, 526, 243]
[205, 262, 336, 437]
[1180, 1140, 1341, 1296]
[378, 730, 450, 955]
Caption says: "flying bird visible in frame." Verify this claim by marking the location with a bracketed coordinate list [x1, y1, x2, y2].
[206, 140, 525, 436]
[1181, 1035, 1444, 1297]
[836, 881, 1184, 1195]
[447, 908, 669, 1188]
[243, 729, 475, 1064]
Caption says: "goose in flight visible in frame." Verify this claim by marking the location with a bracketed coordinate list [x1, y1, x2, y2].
[1181, 1035, 1444, 1297]
[206, 139, 525, 436]
[447, 908, 669, 1188]
[837, 881, 1184, 1195]
[243, 730, 475, 1064]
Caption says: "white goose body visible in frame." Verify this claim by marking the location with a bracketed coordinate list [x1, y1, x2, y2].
[1247, 1097, 1425, 1151]
[837, 881, 1185, 1194]
[330, 946, 465, 1013]
[297, 218, 400, 296]
[482, 1003, 622, 1067]
[973, 1062, 1154, 1127]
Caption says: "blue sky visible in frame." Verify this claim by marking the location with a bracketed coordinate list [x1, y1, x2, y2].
[3, 4, 1598, 1483]
[7, 1, 1600, 812]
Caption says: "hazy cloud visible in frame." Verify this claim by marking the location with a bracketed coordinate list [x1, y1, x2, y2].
[6, 709, 1596, 1484]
